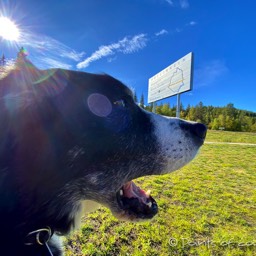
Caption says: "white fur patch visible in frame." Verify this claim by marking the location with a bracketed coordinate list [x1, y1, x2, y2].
[148, 112, 199, 174]
[82, 200, 101, 214]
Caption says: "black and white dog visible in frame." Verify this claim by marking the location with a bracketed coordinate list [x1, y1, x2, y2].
[0, 58, 206, 255]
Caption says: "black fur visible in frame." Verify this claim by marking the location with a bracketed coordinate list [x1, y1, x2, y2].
[0, 59, 206, 255]
[0, 60, 162, 255]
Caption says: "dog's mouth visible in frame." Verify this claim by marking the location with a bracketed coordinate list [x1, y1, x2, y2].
[115, 181, 158, 220]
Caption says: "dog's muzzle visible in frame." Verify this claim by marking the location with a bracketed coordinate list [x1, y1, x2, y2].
[179, 121, 207, 146]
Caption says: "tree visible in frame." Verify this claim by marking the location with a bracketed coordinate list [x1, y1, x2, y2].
[0, 54, 6, 66]
[225, 103, 236, 119]
[194, 101, 205, 123]
[211, 117, 221, 130]
[145, 103, 154, 112]
[133, 91, 138, 103]
[155, 103, 163, 115]
[187, 107, 196, 121]
[161, 103, 172, 116]
[17, 47, 28, 62]
[139, 94, 145, 109]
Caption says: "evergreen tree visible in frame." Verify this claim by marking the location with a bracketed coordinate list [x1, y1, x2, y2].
[133, 91, 138, 103]
[0, 54, 6, 66]
[139, 94, 145, 109]
[17, 47, 28, 62]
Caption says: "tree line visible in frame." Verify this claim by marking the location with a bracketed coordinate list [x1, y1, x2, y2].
[135, 93, 256, 132]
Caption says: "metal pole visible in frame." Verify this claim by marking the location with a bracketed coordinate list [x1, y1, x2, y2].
[152, 102, 156, 113]
[176, 93, 181, 118]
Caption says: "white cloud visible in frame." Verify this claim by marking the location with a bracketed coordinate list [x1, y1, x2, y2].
[179, 0, 189, 9]
[195, 60, 228, 88]
[107, 56, 117, 63]
[20, 34, 85, 62]
[165, 0, 174, 6]
[59, 50, 85, 62]
[36, 57, 72, 69]
[155, 29, 168, 36]
[189, 21, 197, 26]
[18, 32, 85, 69]
[77, 34, 147, 69]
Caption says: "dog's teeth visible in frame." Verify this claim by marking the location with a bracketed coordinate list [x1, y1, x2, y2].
[120, 189, 123, 196]
[146, 201, 152, 208]
[146, 190, 151, 196]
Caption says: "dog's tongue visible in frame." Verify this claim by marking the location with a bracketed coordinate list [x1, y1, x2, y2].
[119, 180, 158, 219]
[122, 181, 150, 204]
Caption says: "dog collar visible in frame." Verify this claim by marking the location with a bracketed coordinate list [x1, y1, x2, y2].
[24, 226, 54, 256]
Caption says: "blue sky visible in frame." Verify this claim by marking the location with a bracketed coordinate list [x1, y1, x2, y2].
[1, 0, 256, 112]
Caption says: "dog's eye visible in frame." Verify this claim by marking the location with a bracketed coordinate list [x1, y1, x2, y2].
[113, 99, 126, 108]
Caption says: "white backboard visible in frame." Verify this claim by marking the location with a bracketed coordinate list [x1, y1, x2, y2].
[148, 52, 193, 103]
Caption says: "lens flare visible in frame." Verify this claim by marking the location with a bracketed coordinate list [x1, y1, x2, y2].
[0, 16, 20, 41]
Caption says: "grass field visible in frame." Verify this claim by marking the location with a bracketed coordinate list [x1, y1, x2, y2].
[65, 131, 256, 256]
[206, 130, 256, 144]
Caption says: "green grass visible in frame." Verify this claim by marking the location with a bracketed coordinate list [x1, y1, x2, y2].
[65, 133, 256, 256]
[206, 130, 256, 144]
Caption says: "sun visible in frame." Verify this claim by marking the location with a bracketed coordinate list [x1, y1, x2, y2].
[0, 17, 20, 41]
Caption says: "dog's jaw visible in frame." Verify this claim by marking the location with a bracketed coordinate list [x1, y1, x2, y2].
[68, 108, 206, 222]
[75, 110, 206, 222]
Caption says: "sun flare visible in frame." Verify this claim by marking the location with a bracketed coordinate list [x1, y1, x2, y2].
[0, 17, 20, 41]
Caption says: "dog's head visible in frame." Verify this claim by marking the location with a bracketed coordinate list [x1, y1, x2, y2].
[0, 59, 206, 225]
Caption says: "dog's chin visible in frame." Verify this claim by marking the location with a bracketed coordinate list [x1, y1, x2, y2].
[107, 180, 158, 221]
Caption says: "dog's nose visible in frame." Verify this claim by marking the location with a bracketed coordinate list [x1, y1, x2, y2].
[191, 123, 207, 140]
[179, 121, 207, 140]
